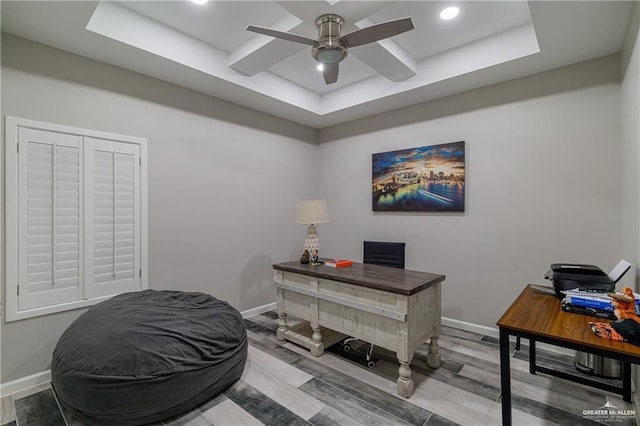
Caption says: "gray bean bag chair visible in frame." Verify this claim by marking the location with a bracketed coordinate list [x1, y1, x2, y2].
[52, 290, 247, 425]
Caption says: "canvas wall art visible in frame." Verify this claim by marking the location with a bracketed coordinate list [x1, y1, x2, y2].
[372, 141, 465, 212]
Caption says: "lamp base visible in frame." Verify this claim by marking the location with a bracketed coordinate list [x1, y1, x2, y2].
[303, 224, 320, 264]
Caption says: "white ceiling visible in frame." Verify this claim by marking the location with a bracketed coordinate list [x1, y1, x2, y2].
[1, 1, 634, 129]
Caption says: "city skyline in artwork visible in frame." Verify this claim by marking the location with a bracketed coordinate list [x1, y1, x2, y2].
[372, 141, 465, 212]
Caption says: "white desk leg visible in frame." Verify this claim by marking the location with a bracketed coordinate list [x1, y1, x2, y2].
[276, 287, 287, 341]
[427, 281, 442, 368]
[309, 276, 324, 356]
[397, 357, 415, 398]
[427, 338, 442, 368]
[310, 325, 324, 356]
[397, 304, 414, 398]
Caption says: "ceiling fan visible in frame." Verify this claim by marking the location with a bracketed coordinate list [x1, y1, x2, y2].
[247, 14, 414, 85]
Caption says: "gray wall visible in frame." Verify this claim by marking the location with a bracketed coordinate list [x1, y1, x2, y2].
[621, 1, 640, 400]
[1, 34, 318, 383]
[622, 0, 640, 293]
[316, 55, 623, 328]
[1, 29, 636, 387]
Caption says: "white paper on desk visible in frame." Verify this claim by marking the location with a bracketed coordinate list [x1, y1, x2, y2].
[564, 288, 611, 298]
[608, 259, 632, 283]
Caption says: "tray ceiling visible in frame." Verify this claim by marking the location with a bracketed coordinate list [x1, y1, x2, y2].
[1, 1, 633, 128]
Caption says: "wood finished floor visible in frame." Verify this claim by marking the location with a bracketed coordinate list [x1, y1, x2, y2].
[1, 311, 637, 426]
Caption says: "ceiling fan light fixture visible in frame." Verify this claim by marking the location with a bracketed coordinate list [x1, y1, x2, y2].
[440, 6, 460, 20]
[312, 14, 348, 64]
[246, 13, 415, 85]
[314, 47, 346, 64]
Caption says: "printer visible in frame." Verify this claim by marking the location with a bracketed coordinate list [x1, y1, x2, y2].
[545, 260, 631, 298]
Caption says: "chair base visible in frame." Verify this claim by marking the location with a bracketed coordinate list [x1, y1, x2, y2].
[342, 337, 376, 368]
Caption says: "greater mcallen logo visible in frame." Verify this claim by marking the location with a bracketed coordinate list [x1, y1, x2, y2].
[583, 401, 635, 422]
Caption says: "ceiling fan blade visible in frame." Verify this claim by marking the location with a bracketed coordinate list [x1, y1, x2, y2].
[246, 25, 317, 46]
[323, 63, 339, 84]
[341, 17, 414, 48]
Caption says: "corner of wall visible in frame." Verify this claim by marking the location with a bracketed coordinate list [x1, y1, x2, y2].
[622, 1, 640, 75]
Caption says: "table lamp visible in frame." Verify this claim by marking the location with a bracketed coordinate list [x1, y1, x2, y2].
[296, 200, 329, 264]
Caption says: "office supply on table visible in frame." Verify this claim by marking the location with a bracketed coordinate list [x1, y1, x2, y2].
[544, 260, 631, 298]
[562, 288, 640, 312]
[561, 301, 618, 320]
[272, 260, 444, 398]
[324, 258, 353, 268]
[497, 284, 640, 426]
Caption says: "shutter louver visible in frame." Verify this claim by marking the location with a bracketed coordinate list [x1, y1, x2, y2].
[85, 138, 140, 298]
[93, 151, 136, 283]
[19, 129, 82, 310]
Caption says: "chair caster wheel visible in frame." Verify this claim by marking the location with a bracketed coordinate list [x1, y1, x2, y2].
[367, 361, 376, 368]
[343, 344, 351, 353]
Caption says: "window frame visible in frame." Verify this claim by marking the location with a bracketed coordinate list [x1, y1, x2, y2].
[5, 116, 148, 322]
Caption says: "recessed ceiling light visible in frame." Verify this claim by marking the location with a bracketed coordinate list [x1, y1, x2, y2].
[440, 6, 459, 20]
[191, 0, 208, 5]
[317, 64, 324, 71]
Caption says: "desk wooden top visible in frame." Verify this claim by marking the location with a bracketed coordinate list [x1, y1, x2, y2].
[497, 284, 640, 358]
[273, 261, 445, 296]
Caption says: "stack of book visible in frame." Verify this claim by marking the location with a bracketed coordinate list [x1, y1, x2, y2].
[325, 258, 353, 268]
[561, 289, 640, 320]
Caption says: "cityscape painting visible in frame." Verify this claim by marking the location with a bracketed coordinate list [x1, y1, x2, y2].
[372, 141, 465, 212]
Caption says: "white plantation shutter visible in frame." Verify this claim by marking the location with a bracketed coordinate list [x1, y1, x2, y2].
[84, 137, 141, 298]
[18, 128, 82, 310]
[6, 117, 147, 322]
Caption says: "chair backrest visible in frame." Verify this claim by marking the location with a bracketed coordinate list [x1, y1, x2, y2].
[363, 241, 405, 269]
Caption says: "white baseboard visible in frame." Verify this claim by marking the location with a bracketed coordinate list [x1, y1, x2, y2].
[241, 302, 276, 319]
[442, 316, 499, 338]
[0, 370, 51, 397]
[441, 316, 577, 356]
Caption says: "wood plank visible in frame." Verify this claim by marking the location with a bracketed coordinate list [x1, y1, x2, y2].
[274, 261, 444, 295]
[497, 285, 640, 358]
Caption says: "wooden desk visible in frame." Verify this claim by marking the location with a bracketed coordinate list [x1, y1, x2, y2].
[272, 261, 445, 398]
[497, 285, 640, 425]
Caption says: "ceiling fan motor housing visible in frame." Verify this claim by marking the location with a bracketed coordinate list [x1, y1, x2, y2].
[312, 14, 348, 64]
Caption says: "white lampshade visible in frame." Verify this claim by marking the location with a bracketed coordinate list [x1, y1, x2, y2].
[296, 200, 329, 225]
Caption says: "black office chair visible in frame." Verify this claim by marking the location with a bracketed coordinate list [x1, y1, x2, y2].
[363, 240, 405, 269]
[342, 241, 406, 367]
